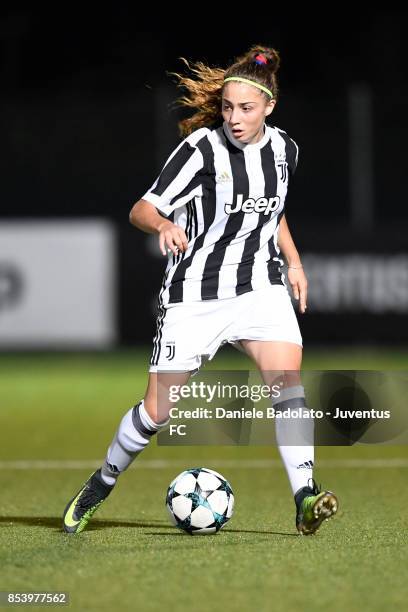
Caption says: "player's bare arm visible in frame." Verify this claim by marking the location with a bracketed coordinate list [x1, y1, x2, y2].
[129, 199, 189, 256]
[277, 214, 308, 313]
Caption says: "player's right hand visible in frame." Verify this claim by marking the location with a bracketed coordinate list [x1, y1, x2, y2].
[157, 220, 189, 257]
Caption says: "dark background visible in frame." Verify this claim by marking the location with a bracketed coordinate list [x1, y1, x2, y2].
[1, 7, 407, 345]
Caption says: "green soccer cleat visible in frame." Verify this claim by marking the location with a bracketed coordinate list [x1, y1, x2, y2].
[295, 478, 338, 535]
[62, 469, 114, 534]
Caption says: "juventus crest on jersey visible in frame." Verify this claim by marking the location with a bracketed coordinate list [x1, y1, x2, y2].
[142, 121, 299, 305]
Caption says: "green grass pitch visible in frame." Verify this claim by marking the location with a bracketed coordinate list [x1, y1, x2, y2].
[1, 346, 408, 611]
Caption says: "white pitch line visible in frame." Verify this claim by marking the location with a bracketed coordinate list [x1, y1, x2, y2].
[0, 458, 408, 470]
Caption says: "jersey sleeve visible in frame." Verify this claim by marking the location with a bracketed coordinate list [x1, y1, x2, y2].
[276, 127, 299, 177]
[141, 130, 207, 218]
[286, 137, 299, 176]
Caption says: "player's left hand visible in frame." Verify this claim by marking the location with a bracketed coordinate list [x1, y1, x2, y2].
[287, 267, 308, 314]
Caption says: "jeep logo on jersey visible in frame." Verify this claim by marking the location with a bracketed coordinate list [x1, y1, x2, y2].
[224, 194, 281, 215]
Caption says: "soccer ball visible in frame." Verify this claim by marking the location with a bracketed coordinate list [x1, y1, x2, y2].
[165, 467, 234, 535]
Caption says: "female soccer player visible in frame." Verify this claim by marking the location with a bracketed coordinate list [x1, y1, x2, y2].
[63, 45, 338, 535]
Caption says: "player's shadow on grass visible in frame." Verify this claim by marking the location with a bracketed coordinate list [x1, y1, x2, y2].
[0, 517, 297, 537]
[224, 528, 297, 537]
[0, 516, 173, 531]
[85, 519, 173, 531]
[148, 528, 297, 537]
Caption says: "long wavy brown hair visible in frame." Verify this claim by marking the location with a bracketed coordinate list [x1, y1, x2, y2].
[168, 45, 281, 137]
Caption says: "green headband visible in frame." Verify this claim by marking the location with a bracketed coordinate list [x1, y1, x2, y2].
[223, 77, 274, 99]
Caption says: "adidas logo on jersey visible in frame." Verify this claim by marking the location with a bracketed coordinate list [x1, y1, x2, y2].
[216, 170, 232, 183]
[224, 194, 281, 215]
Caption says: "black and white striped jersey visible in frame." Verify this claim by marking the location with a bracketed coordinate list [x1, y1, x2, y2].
[142, 120, 299, 305]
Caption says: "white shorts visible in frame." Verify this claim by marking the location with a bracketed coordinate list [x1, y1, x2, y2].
[149, 285, 302, 373]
